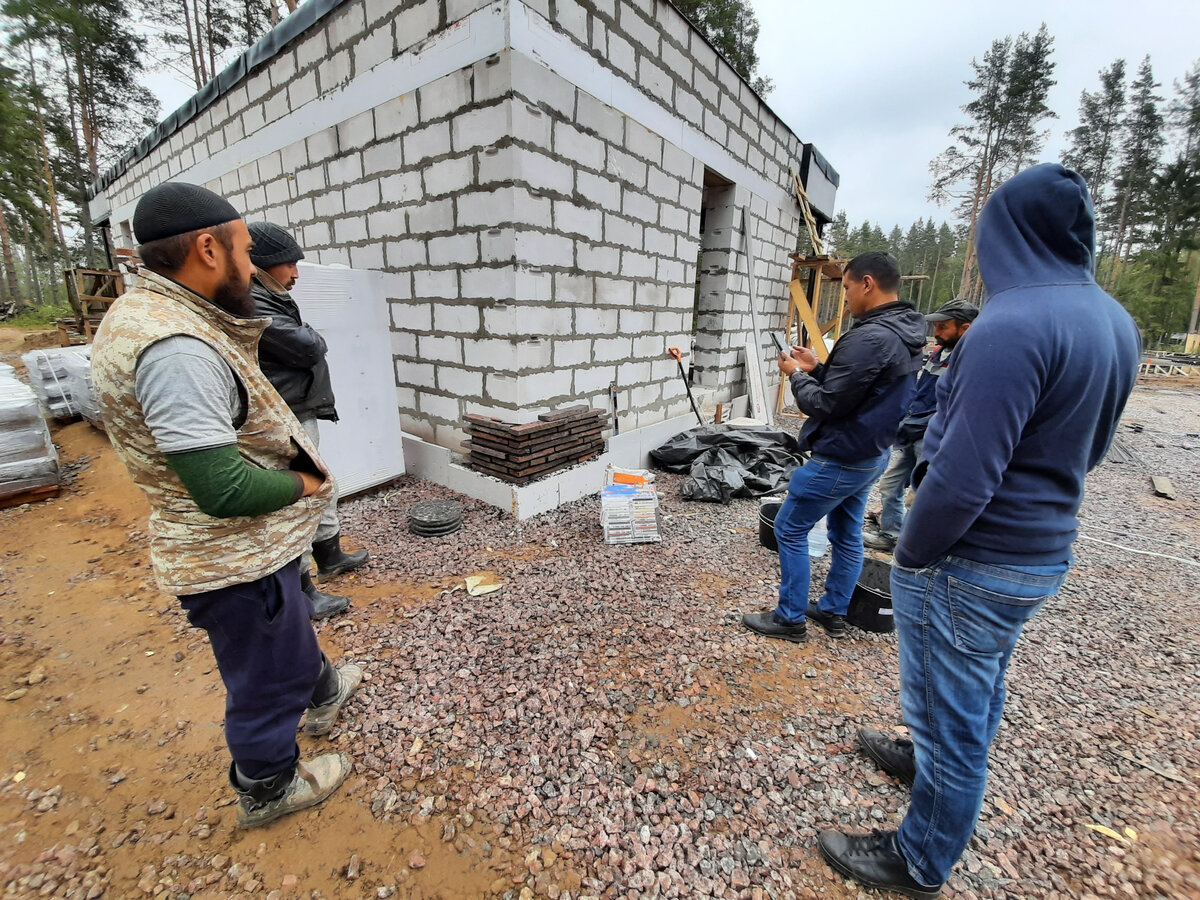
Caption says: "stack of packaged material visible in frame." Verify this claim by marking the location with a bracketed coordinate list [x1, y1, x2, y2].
[600, 466, 661, 545]
[21, 347, 92, 419]
[59, 346, 100, 426]
[0, 367, 59, 501]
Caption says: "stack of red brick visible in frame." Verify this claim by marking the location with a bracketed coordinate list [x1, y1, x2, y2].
[464, 406, 608, 484]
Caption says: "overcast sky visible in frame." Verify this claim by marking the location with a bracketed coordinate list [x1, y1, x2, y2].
[752, 0, 1200, 230]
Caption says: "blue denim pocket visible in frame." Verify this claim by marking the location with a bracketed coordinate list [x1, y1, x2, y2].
[945, 576, 1052, 654]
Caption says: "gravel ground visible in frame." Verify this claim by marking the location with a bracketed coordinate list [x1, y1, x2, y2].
[324, 383, 1200, 900]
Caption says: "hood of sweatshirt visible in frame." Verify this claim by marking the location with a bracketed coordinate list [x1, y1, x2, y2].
[975, 163, 1096, 297]
[854, 301, 930, 357]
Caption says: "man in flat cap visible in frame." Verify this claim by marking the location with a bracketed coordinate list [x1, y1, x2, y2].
[247, 222, 369, 620]
[863, 298, 979, 552]
[90, 182, 361, 827]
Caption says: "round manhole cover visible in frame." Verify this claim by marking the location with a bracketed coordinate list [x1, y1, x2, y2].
[408, 499, 463, 537]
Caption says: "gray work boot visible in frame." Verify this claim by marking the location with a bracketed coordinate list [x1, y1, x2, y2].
[300, 566, 349, 619]
[234, 753, 351, 828]
[303, 663, 364, 736]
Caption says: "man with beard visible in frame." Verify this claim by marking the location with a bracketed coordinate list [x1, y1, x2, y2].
[863, 298, 979, 553]
[90, 182, 361, 827]
[247, 221, 369, 620]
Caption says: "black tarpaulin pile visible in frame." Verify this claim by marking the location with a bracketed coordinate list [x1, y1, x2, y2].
[649, 425, 805, 503]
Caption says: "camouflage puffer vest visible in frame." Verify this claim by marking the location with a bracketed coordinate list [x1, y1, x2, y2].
[90, 269, 332, 595]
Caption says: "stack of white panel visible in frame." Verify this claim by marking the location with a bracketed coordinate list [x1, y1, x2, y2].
[21, 347, 92, 420]
[0, 368, 59, 498]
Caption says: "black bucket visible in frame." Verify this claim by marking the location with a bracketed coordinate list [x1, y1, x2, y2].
[758, 501, 782, 552]
[848, 556, 895, 633]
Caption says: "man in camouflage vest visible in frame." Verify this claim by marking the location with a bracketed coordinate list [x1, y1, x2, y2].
[91, 182, 361, 828]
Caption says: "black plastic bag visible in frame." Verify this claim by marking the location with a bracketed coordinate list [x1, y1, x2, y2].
[651, 425, 805, 503]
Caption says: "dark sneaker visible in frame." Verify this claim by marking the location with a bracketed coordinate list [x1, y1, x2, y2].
[862, 531, 897, 552]
[303, 663, 364, 736]
[806, 602, 848, 638]
[742, 610, 807, 643]
[818, 829, 942, 899]
[857, 726, 916, 785]
[236, 753, 351, 828]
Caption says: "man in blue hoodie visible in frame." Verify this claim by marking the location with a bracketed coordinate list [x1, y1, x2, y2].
[743, 252, 927, 642]
[818, 165, 1141, 898]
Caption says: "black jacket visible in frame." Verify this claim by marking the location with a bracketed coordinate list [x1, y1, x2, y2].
[250, 273, 337, 422]
[789, 301, 927, 462]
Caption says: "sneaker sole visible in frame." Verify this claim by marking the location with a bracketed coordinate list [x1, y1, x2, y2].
[857, 730, 915, 786]
[237, 760, 350, 828]
[817, 835, 941, 900]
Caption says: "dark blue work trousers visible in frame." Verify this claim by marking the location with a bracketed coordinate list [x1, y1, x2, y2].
[180, 558, 325, 780]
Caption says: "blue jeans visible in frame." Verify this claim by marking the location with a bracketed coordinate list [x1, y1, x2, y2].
[877, 440, 922, 538]
[774, 452, 889, 623]
[890, 555, 1070, 886]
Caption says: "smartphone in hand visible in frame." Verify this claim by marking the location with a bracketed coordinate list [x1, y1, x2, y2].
[769, 331, 787, 354]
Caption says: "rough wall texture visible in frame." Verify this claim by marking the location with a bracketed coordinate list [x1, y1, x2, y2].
[100, 0, 811, 454]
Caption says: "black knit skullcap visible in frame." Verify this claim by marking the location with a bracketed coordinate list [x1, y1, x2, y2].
[247, 222, 305, 268]
[133, 182, 240, 244]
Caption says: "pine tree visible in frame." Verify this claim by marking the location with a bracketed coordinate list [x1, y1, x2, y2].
[1064, 59, 1126, 214]
[672, 0, 773, 95]
[0, 59, 44, 305]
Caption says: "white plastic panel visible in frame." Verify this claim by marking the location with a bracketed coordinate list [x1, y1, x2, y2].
[288, 262, 405, 495]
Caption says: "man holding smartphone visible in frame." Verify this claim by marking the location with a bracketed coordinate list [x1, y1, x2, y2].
[743, 252, 926, 641]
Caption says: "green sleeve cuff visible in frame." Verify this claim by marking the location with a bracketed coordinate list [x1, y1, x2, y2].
[166, 445, 304, 518]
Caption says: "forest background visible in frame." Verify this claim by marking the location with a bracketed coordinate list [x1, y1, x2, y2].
[0, 0, 1197, 347]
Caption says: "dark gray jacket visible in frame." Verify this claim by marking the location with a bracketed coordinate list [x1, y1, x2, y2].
[250, 274, 337, 422]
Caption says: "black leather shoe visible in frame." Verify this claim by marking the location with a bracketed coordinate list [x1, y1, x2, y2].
[312, 533, 370, 579]
[806, 602, 848, 638]
[818, 829, 942, 899]
[857, 727, 916, 785]
[742, 610, 807, 643]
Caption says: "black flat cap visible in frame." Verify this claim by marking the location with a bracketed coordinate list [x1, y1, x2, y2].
[925, 298, 980, 323]
[247, 222, 305, 268]
[133, 182, 240, 244]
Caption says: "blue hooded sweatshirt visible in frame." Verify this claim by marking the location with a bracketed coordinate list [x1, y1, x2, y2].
[894, 164, 1141, 569]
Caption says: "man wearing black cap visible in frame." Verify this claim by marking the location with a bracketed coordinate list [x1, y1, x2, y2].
[90, 182, 362, 828]
[863, 298, 979, 552]
[247, 221, 369, 620]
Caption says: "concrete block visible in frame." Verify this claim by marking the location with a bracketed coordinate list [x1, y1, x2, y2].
[633, 334, 665, 357]
[621, 189, 658, 225]
[593, 277, 634, 307]
[349, 242, 385, 270]
[603, 213, 642, 250]
[344, 180, 381, 212]
[619, 2, 660, 54]
[512, 101, 553, 148]
[363, 138, 403, 176]
[593, 336, 632, 362]
[304, 221, 331, 247]
[434, 301, 483, 334]
[395, 385, 418, 410]
[408, 198, 455, 235]
[514, 231, 574, 267]
[223, 117, 246, 147]
[428, 232, 480, 266]
[418, 334, 464, 364]
[477, 145, 511, 186]
[399, 413, 434, 442]
[380, 273, 414, 303]
[447, 0, 494, 22]
[385, 237, 428, 268]
[616, 360, 651, 384]
[306, 126, 339, 161]
[661, 204, 691, 235]
[621, 249, 656, 279]
[574, 364, 617, 394]
[519, 370, 568, 405]
[576, 241, 620, 274]
[423, 155, 476, 198]
[337, 109, 375, 151]
[553, 201, 602, 241]
[629, 383, 661, 409]
[554, 272, 594, 305]
[457, 188, 514, 228]
[379, 170, 423, 204]
[294, 165, 325, 196]
[625, 120, 663, 167]
[673, 87, 703, 129]
[512, 54, 576, 119]
[555, 0, 590, 44]
[390, 330, 417, 357]
[394, 1, 440, 54]
[375, 95, 419, 139]
[702, 107, 728, 146]
[420, 391, 461, 422]
[516, 337, 554, 370]
[288, 196, 314, 223]
[574, 92, 624, 145]
[512, 189, 553, 229]
[269, 49, 298, 89]
[437, 365, 484, 397]
[334, 216, 369, 244]
[413, 267, 459, 299]
[692, 67, 718, 106]
[576, 307, 619, 334]
[655, 310, 689, 335]
[553, 338, 592, 367]
[395, 359, 436, 388]
[643, 227, 675, 258]
[576, 170, 620, 211]
[403, 121, 452, 165]
[463, 337, 518, 371]
[313, 191, 346, 218]
[607, 147, 647, 189]
[473, 51, 512, 104]
[353, 21, 393, 73]
[606, 30, 636, 76]
[419, 69, 473, 122]
[327, 0, 366, 48]
[288, 72, 319, 110]
[553, 121, 605, 171]
[296, 30, 330, 70]
[480, 228, 516, 264]
[317, 50, 353, 93]
[514, 268, 553, 305]
[657, 257, 686, 283]
[618, 309, 653, 333]
[485, 372, 519, 405]
[327, 153, 363, 187]
[515, 148, 574, 195]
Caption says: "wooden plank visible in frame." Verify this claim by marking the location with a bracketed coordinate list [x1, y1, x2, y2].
[788, 280, 829, 363]
[0, 484, 59, 510]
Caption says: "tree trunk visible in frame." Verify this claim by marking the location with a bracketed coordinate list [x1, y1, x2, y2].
[27, 47, 75, 284]
[1187, 267, 1200, 339]
[73, 49, 100, 180]
[21, 219, 43, 306]
[0, 209, 23, 307]
[57, 47, 97, 268]
[192, 0, 209, 85]
[181, 0, 204, 89]
[206, 0, 217, 84]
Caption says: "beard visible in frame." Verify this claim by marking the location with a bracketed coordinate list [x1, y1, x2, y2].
[210, 258, 255, 317]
